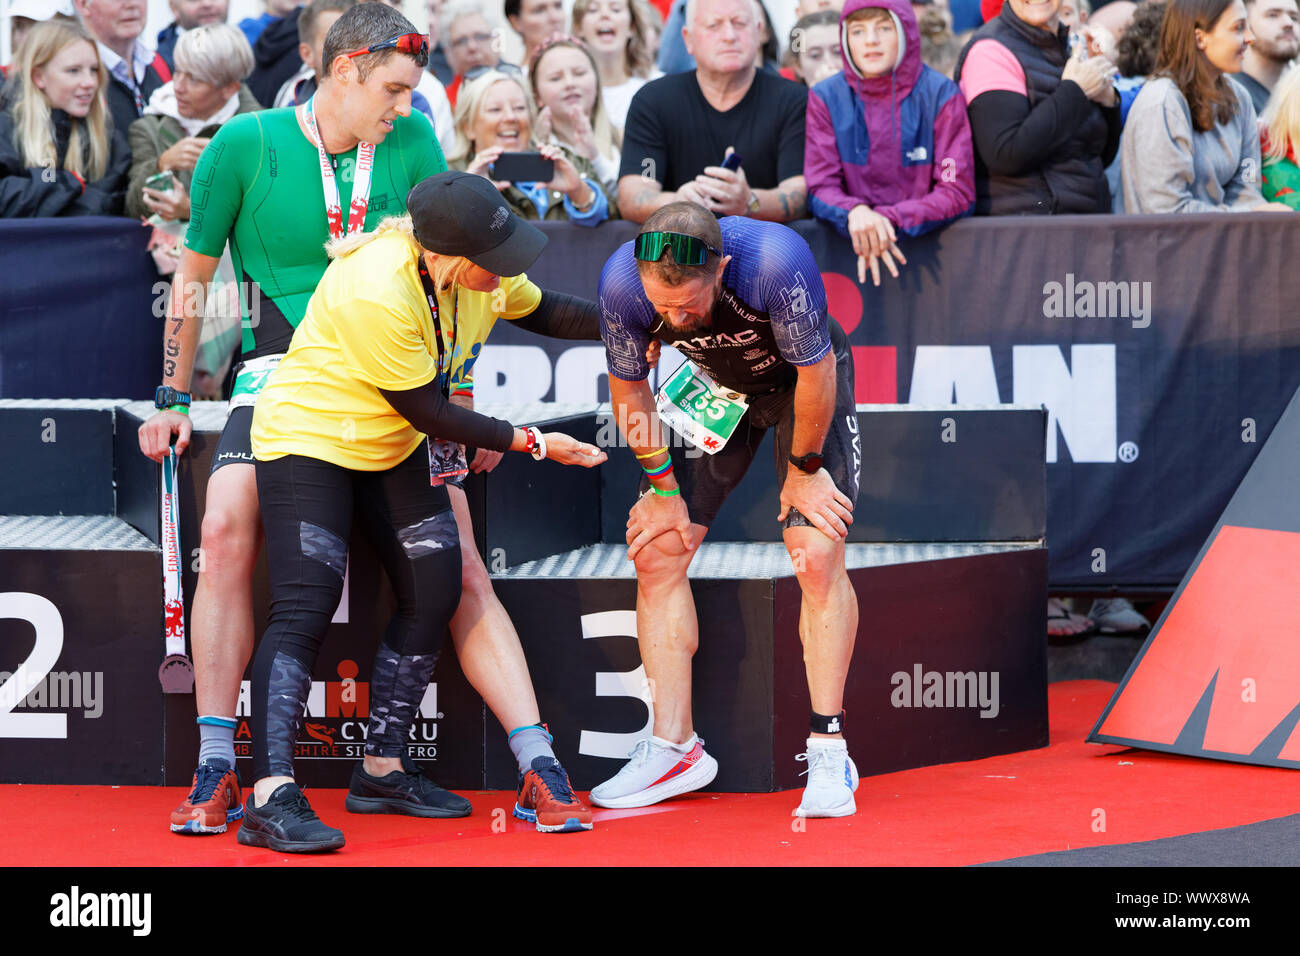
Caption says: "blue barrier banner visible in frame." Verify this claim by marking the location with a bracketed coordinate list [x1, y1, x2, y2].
[0, 217, 160, 401]
[4, 213, 1298, 588]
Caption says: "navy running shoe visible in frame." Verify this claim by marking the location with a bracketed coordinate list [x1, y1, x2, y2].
[236, 783, 345, 853]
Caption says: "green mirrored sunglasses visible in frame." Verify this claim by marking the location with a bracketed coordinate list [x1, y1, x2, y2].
[634, 231, 722, 266]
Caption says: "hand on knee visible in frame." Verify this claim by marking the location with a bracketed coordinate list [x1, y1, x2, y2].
[634, 538, 694, 584]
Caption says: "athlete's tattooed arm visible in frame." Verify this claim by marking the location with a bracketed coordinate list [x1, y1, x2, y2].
[138, 247, 221, 462]
[161, 248, 221, 387]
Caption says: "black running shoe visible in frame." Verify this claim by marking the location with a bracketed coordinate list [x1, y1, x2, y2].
[236, 783, 345, 853]
[344, 757, 473, 818]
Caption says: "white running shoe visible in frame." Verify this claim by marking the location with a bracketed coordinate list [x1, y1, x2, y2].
[589, 734, 718, 809]
[793, 738, 859, 818]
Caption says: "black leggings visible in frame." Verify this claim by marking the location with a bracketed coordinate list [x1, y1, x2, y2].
[251, 443, 462, 781]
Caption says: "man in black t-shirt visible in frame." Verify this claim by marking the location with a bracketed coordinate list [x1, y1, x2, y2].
[617, 0, 809, 224]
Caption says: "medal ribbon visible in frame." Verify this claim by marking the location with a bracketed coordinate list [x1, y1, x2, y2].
[303, 96, 375, 239]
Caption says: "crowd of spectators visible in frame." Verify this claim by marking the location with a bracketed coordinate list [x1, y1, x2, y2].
[1121, 0, 1287, 213]
[4, 0, 1295, 227]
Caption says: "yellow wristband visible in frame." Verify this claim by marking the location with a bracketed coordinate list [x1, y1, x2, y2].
[635, 446, 669, 460]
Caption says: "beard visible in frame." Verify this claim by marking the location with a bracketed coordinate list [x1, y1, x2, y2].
[655, 279, 721, 336]
[1254, 31, 1300, 62]
[661, 309, 713, 335]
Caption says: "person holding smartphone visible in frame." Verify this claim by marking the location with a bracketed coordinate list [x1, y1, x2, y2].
[125, 24, 258, 223]
[241, 172, 607, 851]
[954, 0, 1121, 214]
[446, 68, 613, 223]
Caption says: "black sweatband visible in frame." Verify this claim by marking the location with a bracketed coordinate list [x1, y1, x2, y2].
[810, 710, 844, 735]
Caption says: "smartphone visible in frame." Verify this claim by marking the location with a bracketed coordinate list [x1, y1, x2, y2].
[145, 170, 175, 192]
[721, 152, 744, 171]
[490, 151, 555, 183]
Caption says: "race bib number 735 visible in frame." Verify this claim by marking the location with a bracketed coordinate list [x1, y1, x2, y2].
[654, 360, 748, 455]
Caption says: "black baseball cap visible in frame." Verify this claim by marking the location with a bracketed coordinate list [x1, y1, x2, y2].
[406, 171, 548, 277]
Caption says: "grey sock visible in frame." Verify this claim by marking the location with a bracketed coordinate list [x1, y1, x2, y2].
[197, 716, 237, 767]
[508, 724, 555, 774]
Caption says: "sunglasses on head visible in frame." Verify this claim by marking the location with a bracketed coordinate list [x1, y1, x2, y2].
[344, 33, 429, 59]
[464, 63, 524, 81]
[634, 231, 722, 266]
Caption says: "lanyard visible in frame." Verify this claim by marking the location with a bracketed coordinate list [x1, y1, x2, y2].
[302, 96, 375, 239]
[160, 448, 186, 658]
[417, 259, 458, 398]
[157, 447, 195, 692]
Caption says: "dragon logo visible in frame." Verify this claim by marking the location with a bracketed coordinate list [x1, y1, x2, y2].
[163, 599, 184, 639]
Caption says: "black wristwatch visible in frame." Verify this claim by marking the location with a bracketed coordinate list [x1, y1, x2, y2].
[154, 385, 192, 410]
[789, 451, 824, 474]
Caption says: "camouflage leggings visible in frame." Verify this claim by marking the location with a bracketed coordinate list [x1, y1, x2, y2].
[251, 444, 462, 780]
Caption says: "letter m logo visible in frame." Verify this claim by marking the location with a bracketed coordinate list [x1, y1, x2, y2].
[1092, 525, 1300, 764]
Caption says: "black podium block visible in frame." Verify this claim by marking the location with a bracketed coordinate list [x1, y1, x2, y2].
[5, 399, 1048, 791]
[490, 541, 1049, 791]
[598, 405, 1047, 546]
[459, 404, 604, 568]
[0, 400, 119, 515]
[0, 516, 164, 784]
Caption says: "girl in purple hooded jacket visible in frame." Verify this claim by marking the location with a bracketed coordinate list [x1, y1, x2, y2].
[805, 0, 975, 285]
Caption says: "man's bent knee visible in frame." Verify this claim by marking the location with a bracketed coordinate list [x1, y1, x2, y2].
[633, 530, 699, 582]
[785, 530, 847, 596]
[199, 506, 260, 575]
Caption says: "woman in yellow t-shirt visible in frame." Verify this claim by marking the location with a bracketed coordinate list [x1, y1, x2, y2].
[240, 172, 607, 853]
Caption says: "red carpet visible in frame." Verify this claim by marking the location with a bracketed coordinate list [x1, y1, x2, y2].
[2, 681, 1296, 867]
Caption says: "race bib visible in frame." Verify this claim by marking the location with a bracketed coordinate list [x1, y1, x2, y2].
[655, 360, 748, 455]
[228, 353, 284, 410]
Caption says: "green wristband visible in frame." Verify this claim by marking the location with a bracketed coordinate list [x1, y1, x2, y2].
[651, 485, 681, 497]
[167, 404, 190, 416]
